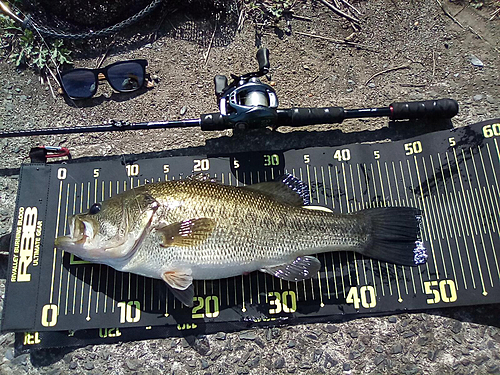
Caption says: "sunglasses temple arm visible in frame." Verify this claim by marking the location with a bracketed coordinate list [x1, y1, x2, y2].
[0, 119, 202, 138]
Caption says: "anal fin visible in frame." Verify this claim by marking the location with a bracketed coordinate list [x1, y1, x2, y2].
[261, 256, 321, 282]
[162, 268, 194, 307]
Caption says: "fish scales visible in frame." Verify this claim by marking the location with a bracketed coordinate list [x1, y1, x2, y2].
[123, 180, 367, 279]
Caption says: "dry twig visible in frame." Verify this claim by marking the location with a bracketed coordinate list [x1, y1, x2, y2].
[204, 21, 218, 63]
[365, 64, 411, 85]
[296, 31, 378, 52]
[432, 50, 436, 78]
[318, 0, 360, 24]
[339, 0, 361, 15]
[490, 8, 500, 21]
[435, 0, 464, 29]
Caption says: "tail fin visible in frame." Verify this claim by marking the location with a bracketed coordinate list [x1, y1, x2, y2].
[358, 207, 427, 267]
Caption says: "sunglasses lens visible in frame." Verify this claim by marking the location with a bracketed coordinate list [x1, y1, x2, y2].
[107, 62, 145, 92]
[61, 70, 96, 99]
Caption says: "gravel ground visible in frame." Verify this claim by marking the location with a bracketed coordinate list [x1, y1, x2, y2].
[1, 0, 500, 374]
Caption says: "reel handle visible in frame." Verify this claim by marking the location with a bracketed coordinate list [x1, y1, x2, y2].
[256, 48, 270, 74]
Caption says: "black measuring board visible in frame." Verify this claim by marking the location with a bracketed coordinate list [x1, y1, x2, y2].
[3, 119, 500, 345]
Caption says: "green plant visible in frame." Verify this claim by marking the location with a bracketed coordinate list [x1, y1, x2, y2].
[1, 15, 72, 70]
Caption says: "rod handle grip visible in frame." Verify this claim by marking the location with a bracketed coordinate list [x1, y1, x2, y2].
[390, 98, 459, 120]
[200, 113, 229, 130]
[276, 107, 345, 127]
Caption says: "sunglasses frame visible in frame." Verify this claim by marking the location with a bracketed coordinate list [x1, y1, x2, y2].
[59, 59, 148, 99]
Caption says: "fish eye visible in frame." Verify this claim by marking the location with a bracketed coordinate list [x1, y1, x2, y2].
[89, 203, 102, 215]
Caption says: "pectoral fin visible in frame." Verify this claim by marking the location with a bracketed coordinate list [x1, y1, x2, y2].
[162, 268, 194, 307]
[157, 218, 216, 247]
[260, 256, 321, 282]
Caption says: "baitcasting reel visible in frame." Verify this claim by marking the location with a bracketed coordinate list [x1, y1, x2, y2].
[213, 49, 279, 130]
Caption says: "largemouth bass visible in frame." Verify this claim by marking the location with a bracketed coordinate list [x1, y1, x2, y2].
[55, 175, 427, 306]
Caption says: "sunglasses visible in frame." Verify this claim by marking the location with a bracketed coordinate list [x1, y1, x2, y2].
[59, 59, 148, 99]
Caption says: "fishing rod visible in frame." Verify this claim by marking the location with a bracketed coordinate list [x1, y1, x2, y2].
[0, 48, 459, 139]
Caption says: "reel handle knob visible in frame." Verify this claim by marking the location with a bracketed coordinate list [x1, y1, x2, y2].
[214, 75, 228, 97]
[256, 48, 270, 74]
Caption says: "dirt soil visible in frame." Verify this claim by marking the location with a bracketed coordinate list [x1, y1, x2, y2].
[1, 0, 500, 374]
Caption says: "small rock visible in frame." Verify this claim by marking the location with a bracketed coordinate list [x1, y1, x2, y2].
[374, 345, 384, 353]
[125, 359, 141, 371]
[303, 65, 311, 71]
[4, 348, 15, 361]
[324, 325, 338, 334]
[388, 316, 397, 323]
[15, 88, 21, 93]
[180, 106, 187, 116]
[346, 88, 353, 93]
[274, 356, 285, 369]
[239, 331, 257, 341]
[348, 330, 358, 339]
[69, 362, 77, 370]
[248, 356, 260, 368]
[343, 363, 351, 371]
[181, 338, 190, 348]
[391, 343, 403, 354]
[473, 94, 484, 102]
[347, 79, 355, 85]
[314, 349, 323, 362]
[403, 331, 416, 338]
[287, 340, 296, 348]
[306, 333, 318, 340]
[287, 366, 296, 373]
[486, 95, 496, 104]
[299, 362, 312, 370]
[486, 362, 500, 373]
[101, 350, 110, 360]
[194, 337, 210, 356]
[403, 364, 420, 375]
[469, 55, 484, 67]
[349, 350, 361, 360]
[255, 338, 265, 348]
[451, 321, 462, 333]
[19, 95, 27, 101]
[374, 355, 385, 366]
[417, 336, 429, 346]
[84, 362, 94, 371]
[201, 359, 210, 369]
[368, 83, 376, 88]
[323, 352, 337, 368]
[215, 332, 226, 340]
[427, 349, 438, 361]
[239, 352, 251, 365]
[475, 355, 489, 365]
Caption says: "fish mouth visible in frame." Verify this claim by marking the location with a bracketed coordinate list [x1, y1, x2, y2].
[55, 216, 95, 248]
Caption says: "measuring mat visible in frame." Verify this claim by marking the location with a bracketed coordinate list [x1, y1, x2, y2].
[3, 119, 500, 349]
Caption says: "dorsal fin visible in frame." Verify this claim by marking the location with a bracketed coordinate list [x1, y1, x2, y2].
[242, 174, 310, 207]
